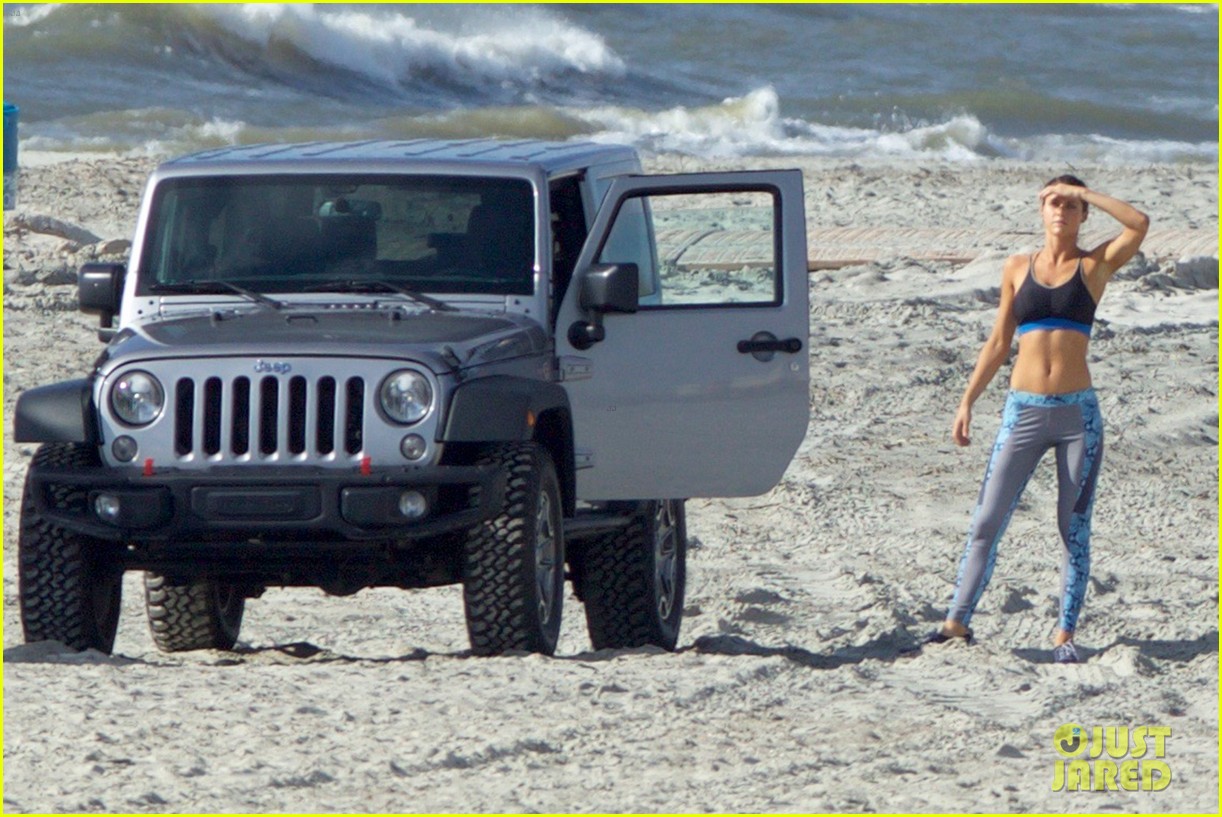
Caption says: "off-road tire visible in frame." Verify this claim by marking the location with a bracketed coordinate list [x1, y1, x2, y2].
[462, 442, 564, 656]
[144, 574, 245, 652]
[582, 499, 686, 651]
[18, 443, 123, 653]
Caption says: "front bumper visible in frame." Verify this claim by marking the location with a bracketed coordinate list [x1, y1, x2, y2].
[26, 462, 505, 543]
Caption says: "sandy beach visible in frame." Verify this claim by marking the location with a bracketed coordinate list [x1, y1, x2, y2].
[2, 151, 1217, 813]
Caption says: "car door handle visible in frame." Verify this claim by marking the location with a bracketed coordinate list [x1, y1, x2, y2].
[737, 335, 803, 355]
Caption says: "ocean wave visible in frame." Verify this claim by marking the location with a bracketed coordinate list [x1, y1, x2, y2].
[3, 3, 58, 27]
[998, 133, 1219, 165]
[575, 87, 798, 158]
[18, 89, 1218, 168]
[3, 3, 629, 109]
[6, 2, 1214, 169]
[191, 4, 625, 95]
[570, 86, 1218, 164]
[21, 109, 259, 157]
[572, 87, 1004, 161]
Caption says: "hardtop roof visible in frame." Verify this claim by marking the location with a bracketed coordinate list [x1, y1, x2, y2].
[162, 138, 640, 176]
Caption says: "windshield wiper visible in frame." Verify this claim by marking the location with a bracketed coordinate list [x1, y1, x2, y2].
[150, 280, 286, 310]
[304, 280, 456, 312]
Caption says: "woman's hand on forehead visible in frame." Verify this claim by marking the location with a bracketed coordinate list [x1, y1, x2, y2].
[1040, 183, 1086, 204]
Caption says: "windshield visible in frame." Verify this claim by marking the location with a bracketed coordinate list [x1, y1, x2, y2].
[138, 174, 536, 296]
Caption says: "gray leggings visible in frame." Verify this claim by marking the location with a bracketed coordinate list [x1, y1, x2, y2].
[948, 389, 1104, 633]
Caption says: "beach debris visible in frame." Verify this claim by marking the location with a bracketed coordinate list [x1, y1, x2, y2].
[1141, 255, 1218, 291]
[4, 211, 102, 245]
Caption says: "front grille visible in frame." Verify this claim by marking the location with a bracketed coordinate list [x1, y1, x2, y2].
[173, 374, 366, 461]
[100, 358, 442, 470]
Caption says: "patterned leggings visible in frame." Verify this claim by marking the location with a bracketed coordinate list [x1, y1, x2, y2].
[948, 389, 1104, 633]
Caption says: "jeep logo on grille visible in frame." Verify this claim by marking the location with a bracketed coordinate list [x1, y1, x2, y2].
[253, 360, 292, 375]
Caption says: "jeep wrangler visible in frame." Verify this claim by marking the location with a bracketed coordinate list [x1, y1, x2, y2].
[14, 139, 809, 656]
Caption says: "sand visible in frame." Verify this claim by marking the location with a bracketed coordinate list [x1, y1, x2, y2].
[2, 150, 1217, 813]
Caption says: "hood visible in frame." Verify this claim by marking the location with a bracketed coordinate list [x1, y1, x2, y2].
[96, 306, 548, 376]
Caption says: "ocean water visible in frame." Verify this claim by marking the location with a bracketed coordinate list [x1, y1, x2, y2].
[2, 3, 1217, 164]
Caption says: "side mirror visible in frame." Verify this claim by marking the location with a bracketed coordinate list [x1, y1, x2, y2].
[579, 263, 639, 314]
[78, 262, 125, 338]
[569, 263, 640, 350]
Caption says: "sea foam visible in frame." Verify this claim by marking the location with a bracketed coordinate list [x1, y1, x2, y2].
[576, 87, 1003, 161]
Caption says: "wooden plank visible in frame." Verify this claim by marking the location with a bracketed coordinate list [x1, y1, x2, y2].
[809, 256, 974, 271]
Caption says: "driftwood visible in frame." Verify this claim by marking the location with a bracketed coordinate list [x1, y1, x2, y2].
[5, 212, 102, 245]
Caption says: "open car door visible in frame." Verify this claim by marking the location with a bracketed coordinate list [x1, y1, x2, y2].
[556, 170, 809, 500]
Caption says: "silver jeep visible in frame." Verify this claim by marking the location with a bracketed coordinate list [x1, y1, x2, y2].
[15, 139, 810, 656]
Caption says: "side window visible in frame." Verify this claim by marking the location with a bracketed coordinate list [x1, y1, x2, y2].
[595, 196, 658, 300]
[597, 189, 780, 307]
[549, 176, 588, 321]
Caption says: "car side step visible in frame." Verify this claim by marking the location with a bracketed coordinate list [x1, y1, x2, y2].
[563, 510, 636, 542]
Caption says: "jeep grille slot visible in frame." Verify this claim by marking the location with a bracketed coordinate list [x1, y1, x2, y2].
[316, 377, 337, 455]
[167, 372, 368, 462]
[288, 376, 308, 455]
[345, 377, 364, 455]
[231, 378, 251, 455]
[203, 377, 223, 455]
[174, 378, 194, 456]
[259, 376, 279, 455]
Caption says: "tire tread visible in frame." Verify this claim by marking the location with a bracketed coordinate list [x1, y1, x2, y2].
[462, 443, 562, 656]
[144, 575, 244, 653]
[18, 443, 121, 653]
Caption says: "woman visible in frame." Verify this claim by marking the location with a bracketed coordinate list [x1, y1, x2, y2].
[926, 175, 1149, 663]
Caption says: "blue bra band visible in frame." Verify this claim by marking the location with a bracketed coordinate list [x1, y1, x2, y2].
[1017, 317, 1092, 337]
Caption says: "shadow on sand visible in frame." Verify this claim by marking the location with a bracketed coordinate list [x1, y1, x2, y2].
[685, 630, 914, 670]
[1012, 629, 1218, 665]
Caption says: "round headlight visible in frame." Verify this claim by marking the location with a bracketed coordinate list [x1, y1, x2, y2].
[111, 371, 165, 426]
[379, 370, 433, 425]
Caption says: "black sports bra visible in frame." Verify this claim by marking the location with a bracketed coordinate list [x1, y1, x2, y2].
[1012, 254, 1097, 337]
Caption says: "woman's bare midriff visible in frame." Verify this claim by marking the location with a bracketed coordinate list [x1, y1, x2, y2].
[1010, 330, 1093, 394]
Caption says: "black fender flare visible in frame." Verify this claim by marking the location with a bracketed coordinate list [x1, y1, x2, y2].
[442, 376, 575, 515]
[14, 379, 98, 444]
